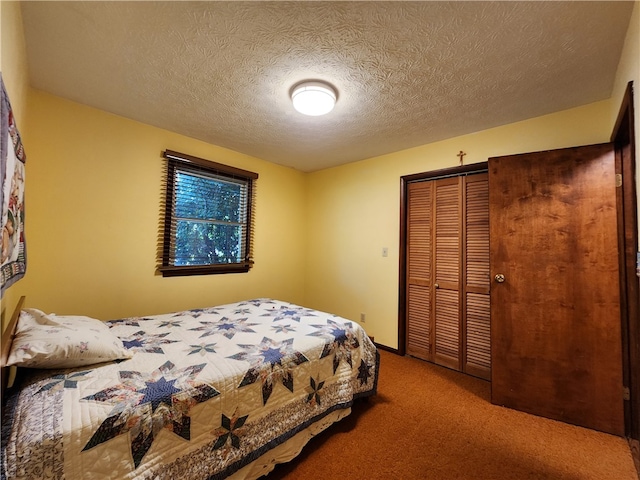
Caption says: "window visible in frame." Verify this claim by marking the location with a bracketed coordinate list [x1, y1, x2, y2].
[160, 150, 258, 276]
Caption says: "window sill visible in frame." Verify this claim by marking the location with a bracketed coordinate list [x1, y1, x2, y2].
[159, 264, 251, 277]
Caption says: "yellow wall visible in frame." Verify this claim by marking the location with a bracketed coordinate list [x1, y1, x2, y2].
[9, 90, 308, 319]
[1, 1, 30, 328]
[0, 2, 28, 119]
[305, 100, 615, 348]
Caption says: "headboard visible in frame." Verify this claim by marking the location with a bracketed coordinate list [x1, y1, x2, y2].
[1, 295, 25, 404]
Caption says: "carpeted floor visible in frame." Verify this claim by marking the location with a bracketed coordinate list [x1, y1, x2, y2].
[271, 349, 638, 480]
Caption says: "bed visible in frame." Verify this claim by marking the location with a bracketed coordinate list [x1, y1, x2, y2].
[0, 297, 379, 479]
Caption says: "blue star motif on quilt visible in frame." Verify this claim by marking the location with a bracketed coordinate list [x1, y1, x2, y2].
[271, 323, 296, 335]
[357, 359, 373, 385]
[260, 305, 318, 323]
[229, 337, 309, 405]
[306, 376, 325, 407]
[120, 330, 178, 353]
[238, 299, 277, 307]
[123, 338, 144, 348]
[36, 371, 91, 394]
[157, 319, 183, 328]
[138, 377, 181, 411]
[187, 342, 218, 356]
[189, 317, 258, 339]
[308, 319, 360, 373]
[212, 410, 249, 451]
[170, 307, 223, 318]
[81, 361, 219, 468]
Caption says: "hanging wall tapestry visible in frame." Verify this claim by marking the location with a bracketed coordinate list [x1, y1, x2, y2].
[1, 74, 27, 297]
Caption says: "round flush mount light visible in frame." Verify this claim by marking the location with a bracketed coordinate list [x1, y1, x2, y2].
[291, 81, 337, 116]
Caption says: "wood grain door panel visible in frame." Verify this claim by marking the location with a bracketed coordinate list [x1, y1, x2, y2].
[406, 181, 433, 361]
[489, 144, 624, 436]
[463, 173, 490, 379]
[433, 178, 461, 369]
[407, 283, 431, 360]
[434, 288, 460, 369]
[406, 172, 490, 378]
[465, 292, 491, 377]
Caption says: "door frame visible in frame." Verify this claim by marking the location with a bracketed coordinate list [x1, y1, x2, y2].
[398, 162, 488, 356]
[611, 81, 638, 440]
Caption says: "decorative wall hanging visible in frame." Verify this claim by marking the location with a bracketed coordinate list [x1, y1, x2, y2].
[1, 74, 27, 297]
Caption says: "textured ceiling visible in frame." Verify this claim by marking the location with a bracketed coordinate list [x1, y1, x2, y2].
[21, 1, 634, 172]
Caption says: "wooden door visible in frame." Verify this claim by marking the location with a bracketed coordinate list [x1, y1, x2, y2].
[489, 144, 624, 436]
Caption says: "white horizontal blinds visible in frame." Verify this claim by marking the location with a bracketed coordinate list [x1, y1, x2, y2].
[161, 150, 258, 274]
[406, 181, 433, 360]
[434, 178, 461, 370]
[173, 164, 248, 266]
[464, 174, 490, 379]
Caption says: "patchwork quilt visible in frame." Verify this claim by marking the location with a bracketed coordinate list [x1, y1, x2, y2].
[1, 299, 379, 479]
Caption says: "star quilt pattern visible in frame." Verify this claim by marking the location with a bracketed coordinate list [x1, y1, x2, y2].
[2, 299, 379, 480]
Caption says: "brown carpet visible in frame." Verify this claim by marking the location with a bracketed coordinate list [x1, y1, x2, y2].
[271, 350, 638, 480]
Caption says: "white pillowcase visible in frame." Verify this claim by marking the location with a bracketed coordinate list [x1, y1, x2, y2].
[6, 308, 133, 368]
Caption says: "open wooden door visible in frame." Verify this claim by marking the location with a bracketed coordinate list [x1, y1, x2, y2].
[489, 143, 624, 436]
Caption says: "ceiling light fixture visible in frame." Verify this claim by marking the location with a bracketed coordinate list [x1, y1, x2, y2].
[291, 81, 337, 116]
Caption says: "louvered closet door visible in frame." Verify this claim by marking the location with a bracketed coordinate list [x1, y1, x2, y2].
[433, 178, 462, 370]
[406, 181, 433, 361]
[463, 174, 490, 380]
[405, 169, 490, 380]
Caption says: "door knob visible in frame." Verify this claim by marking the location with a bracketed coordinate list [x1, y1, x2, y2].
[494, 274, 505, 283]
[434, 283, 440, 289]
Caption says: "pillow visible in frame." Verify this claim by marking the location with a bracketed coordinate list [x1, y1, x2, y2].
[6, 308, 133, 368]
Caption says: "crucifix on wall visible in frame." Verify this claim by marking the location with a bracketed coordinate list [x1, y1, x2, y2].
[457, 151, 466, 165]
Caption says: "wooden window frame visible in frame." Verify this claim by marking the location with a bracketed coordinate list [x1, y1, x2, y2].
[159, 150, 258, 277]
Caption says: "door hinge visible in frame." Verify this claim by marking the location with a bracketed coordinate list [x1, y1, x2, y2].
[615, 174, 623, 187]
[623, 386, 630, 401]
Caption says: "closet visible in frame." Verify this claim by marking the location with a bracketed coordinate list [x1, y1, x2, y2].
[405, 168, 490, 380]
